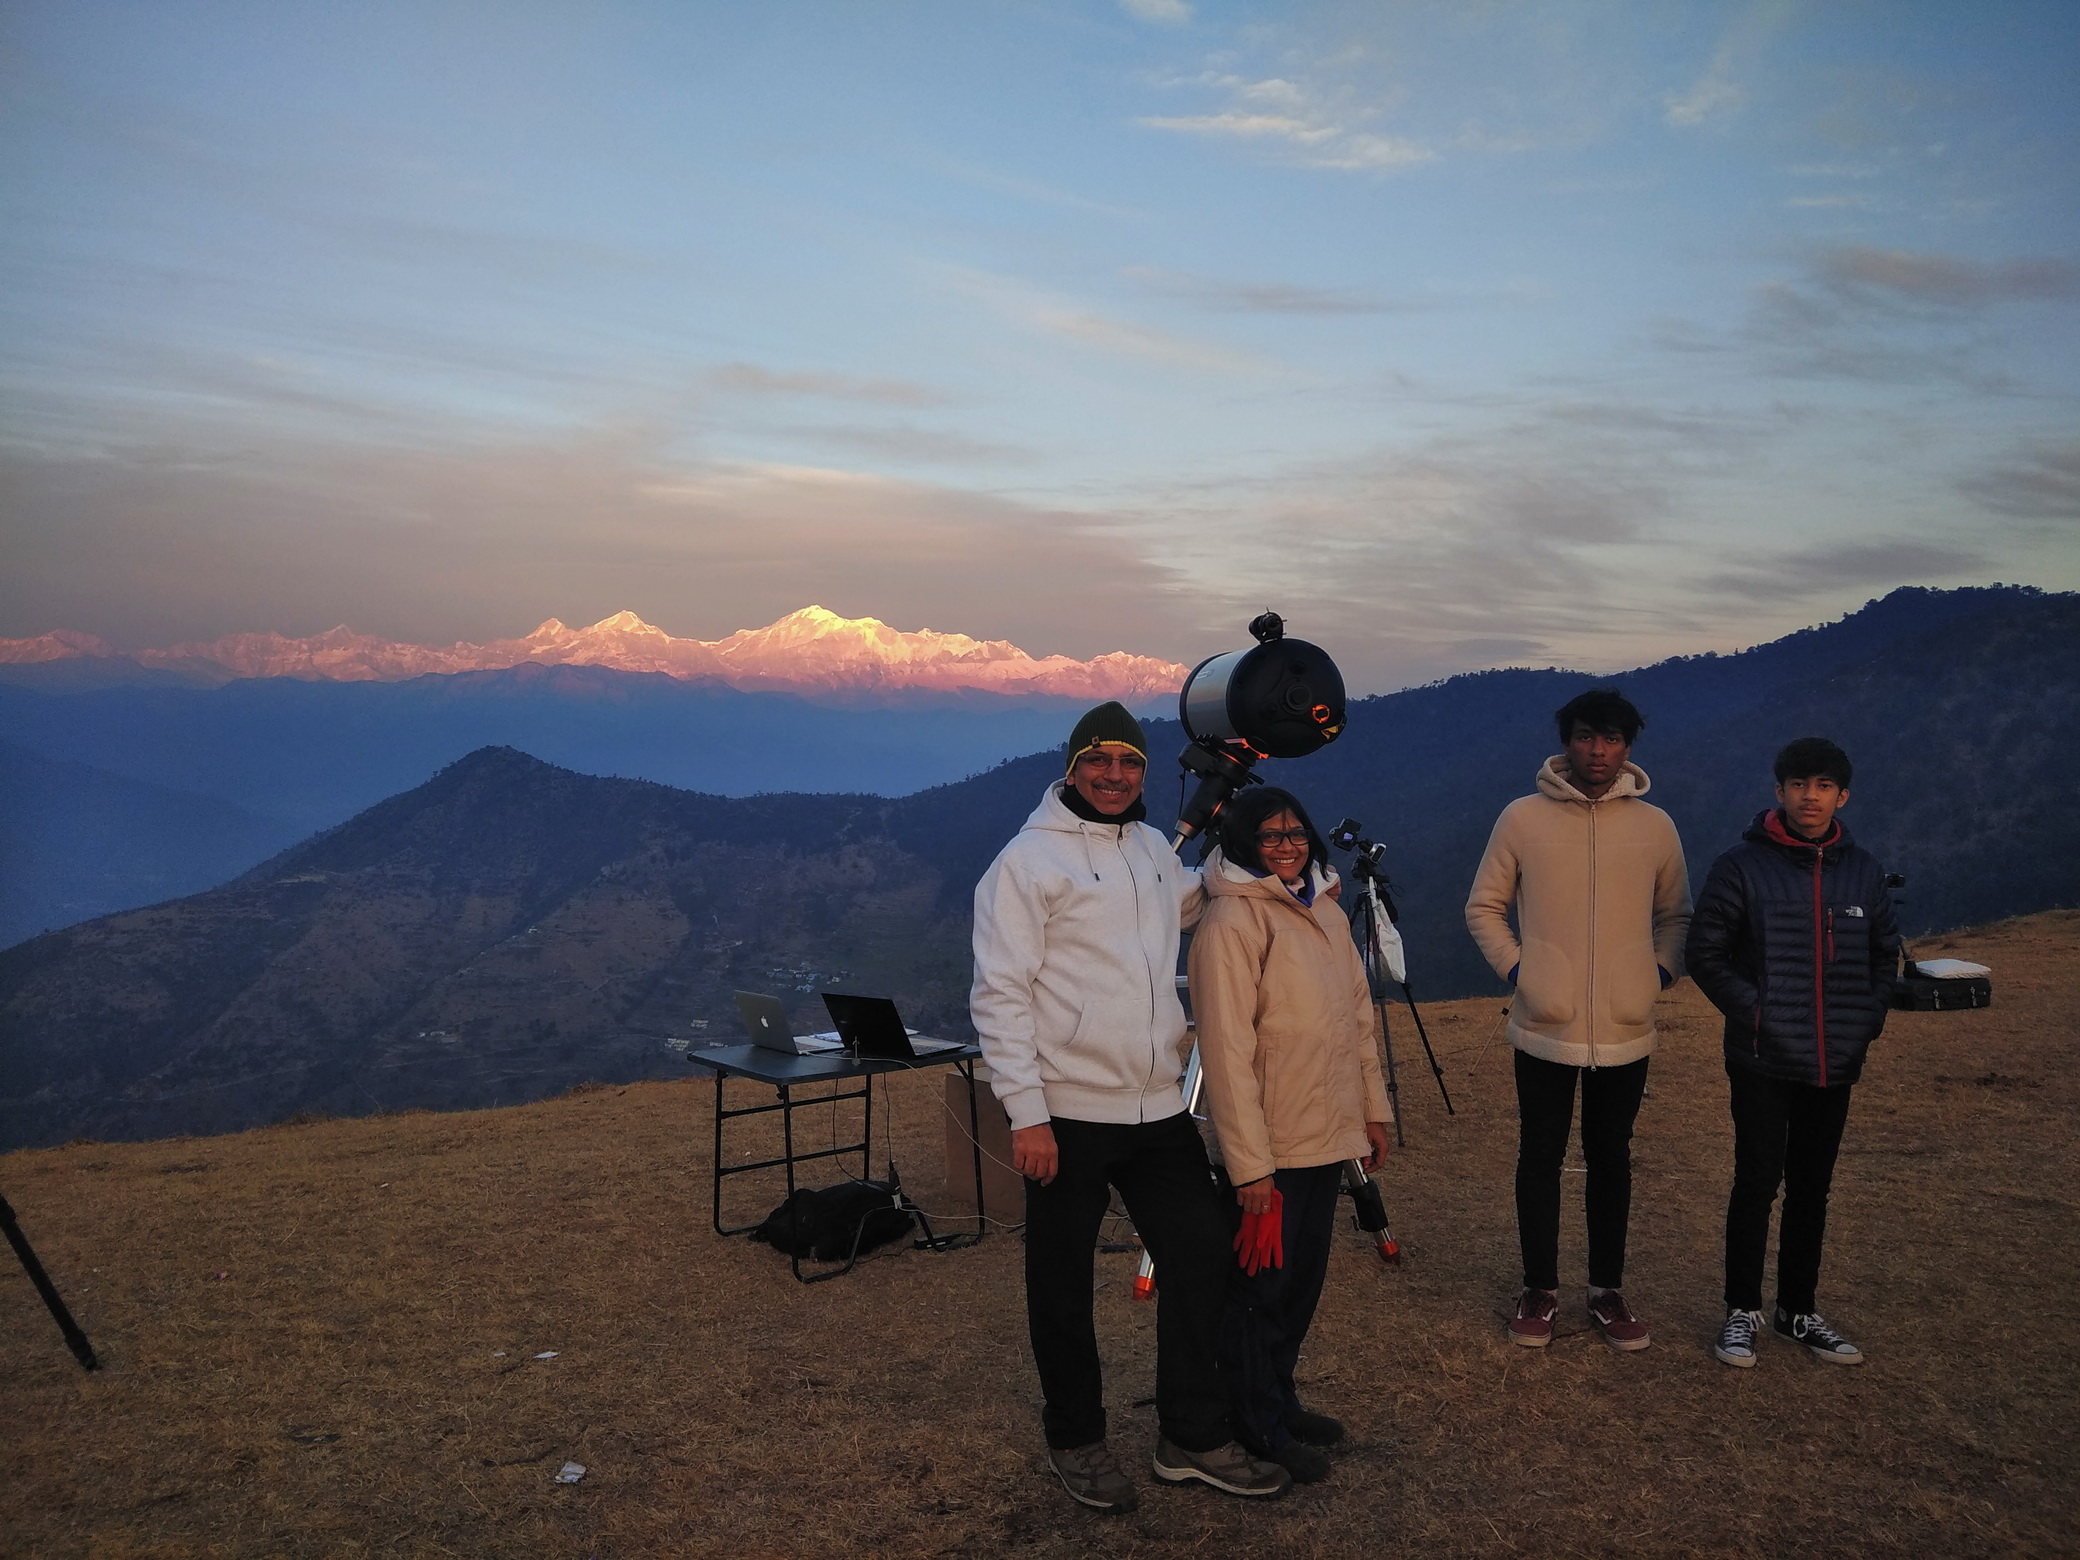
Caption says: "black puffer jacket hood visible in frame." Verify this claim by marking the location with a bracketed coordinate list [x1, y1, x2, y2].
[1685, 809, 1903, 1087]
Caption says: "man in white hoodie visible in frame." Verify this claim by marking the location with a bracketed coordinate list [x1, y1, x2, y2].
[972, 702, 1289, 1512]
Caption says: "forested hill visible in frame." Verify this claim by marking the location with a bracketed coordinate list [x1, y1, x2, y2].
[2, 585, 2072, 1149]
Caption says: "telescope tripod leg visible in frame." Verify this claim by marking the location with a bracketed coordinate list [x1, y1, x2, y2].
[0, 1194, 99, 1371]
[1401, 983, 1454, 1116]
[1375, 997, 1405, 1148]
[1133, 1044, 1207, 1301]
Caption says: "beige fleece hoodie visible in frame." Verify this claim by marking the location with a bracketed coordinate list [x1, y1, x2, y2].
[1189, 848, 1392, 1186]
[1465, 756, 1692, 1068]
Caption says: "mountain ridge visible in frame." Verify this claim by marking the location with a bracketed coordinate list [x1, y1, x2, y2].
[0, 605, 1189, 701]
[2, 585, 2072, 1149]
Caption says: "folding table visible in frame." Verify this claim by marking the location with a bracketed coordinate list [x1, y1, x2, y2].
[688, 1042, 989, 1282]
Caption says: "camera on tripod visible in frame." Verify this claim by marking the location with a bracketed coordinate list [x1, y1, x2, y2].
[1329, 818, 1397, 920]
[1324, 818, 1454, 1136]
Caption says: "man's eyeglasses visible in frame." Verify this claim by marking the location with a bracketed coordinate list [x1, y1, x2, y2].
[1254, 829, 1310, 848]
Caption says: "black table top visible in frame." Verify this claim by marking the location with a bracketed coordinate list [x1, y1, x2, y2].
[685, 1041, 982, 1085]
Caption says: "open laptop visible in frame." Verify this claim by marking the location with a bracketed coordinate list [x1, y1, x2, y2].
[820, 993, 966, 1060]
[733, 991, 844, 1055]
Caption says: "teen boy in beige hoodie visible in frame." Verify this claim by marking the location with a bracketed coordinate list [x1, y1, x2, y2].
[1466, 689, 1691, 1350]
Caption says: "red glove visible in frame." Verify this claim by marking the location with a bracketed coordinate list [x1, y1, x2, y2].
[1233, 1187, 1285, 1276]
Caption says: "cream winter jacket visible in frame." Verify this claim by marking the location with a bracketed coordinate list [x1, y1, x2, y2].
[970, 783, 1204, 1131]
[1465, 757, 1692, 1069]
[1188, 849, 1392, 1186]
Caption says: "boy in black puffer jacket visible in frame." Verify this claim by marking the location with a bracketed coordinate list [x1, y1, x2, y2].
[1686, 737, 1902, 1369]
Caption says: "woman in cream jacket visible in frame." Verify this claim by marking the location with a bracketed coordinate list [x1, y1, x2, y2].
[1188, 786, 1391, 1485]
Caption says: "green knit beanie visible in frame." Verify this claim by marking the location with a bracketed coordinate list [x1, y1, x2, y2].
[1065, 701, 1149, 775]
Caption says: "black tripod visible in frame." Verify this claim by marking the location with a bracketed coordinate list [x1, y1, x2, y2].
[1340, 833, 1453, 1146]
[1, 1193, 99, 1371]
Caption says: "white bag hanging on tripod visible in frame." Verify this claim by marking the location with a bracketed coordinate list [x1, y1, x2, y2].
[1365, 886, 1408, 984]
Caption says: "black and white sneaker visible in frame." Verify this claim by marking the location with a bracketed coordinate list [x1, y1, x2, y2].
[1714, 1307, 1764, 1368]
[1774, 1307, 1865, 1365]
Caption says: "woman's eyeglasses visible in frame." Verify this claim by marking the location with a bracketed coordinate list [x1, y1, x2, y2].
[1254, 829, 1310, 848]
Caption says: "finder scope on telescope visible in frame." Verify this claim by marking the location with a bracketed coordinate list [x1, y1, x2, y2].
[1173, 612, 1347, 841]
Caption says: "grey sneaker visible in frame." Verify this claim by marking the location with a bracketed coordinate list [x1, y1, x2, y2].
[1151, 1439, 1292, 1498]
[1048, 1441, 1139, 1512]
[1775, 1307, 1865, 1365]
[1715, 1307, 1764, 1368]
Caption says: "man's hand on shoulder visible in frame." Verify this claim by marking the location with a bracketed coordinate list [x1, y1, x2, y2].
[1011, 1123, 1059, 1185]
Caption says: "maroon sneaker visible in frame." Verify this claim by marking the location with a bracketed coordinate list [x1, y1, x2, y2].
[1509, 1287, 1558, 1347]
[1587, 1288, 1651, 1351]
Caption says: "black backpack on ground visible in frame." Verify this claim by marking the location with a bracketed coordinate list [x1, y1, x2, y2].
[750, 1179, 916, 1262]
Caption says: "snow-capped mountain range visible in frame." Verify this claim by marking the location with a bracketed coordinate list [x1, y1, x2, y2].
[0, 607, 1189, 702]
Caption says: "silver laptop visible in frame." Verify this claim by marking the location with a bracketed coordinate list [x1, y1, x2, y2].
[733, 991, 843, 1055]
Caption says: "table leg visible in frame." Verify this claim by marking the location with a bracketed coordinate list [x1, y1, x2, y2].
[710, 1070, 728, 1237]
[965, 1060, 986, 1239]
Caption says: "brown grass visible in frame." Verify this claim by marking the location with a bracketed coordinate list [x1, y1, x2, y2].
[4, 910, 2077, 1559]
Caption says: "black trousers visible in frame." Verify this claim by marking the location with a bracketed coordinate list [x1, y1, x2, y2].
[1217, 1160, 1342, 1456]
[1724, 1059, 1854, 1315]
[1023, 1111, 1232, 1453]
[1514, 1050, 1649, 1292]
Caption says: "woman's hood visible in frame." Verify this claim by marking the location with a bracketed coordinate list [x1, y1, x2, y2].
[1203, 844, 1338, 902]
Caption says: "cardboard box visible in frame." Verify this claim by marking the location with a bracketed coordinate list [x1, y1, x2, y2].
[943, 1067, 1027, 1223]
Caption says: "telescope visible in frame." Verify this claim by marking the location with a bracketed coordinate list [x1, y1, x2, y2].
[1172, 611, 1346, 844]
[1136, 613, 1365, 1301]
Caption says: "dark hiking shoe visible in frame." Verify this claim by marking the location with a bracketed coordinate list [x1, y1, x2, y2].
[1775, 1308, 1864, 1365]
[1048, 1441, 1138, 1512]
[1509, 1287, 1559, 1347]
[1587, 1288, 1652, 1351]
[1714, 1307, 1764, 1368]
[1151, 1439, 1292, 1498]
[1262, 1439, 1332, 1484]
[1282, 1407, 1345, 1447]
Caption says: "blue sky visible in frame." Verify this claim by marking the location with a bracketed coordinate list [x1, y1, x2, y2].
[3, 0, 2076, 691]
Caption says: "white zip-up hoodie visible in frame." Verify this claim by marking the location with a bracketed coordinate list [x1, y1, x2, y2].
[970, 782, 1205, 1131]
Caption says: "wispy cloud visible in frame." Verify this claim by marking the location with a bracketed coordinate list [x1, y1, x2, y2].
[1693, 539, 1986, 602]
[1735, 247, 2080, 391]
[922, 155, 1147, 220]
[1665, 0, 1793, 129]
[940, 267, 1267, 375]
[1811, 247, 2080, 308]
[1040, 310, 1263, 373]
[1125, 412, 1705, 685]
[1138, 72, 1435, 171]
[788, 423, 1037, 467]
[1141, 112, 1335, 144]
[709, 363, 949, 407]
[0, 435, 1195, 659]
[1120, 0, 1191, 24]
[1663, 45, 1746, 128]
[1958, 442, 2080, 521]
[1123, 266, 1391, 315]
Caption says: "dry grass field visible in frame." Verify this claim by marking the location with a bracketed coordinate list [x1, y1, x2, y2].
[4, 910, 2076, 1560]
